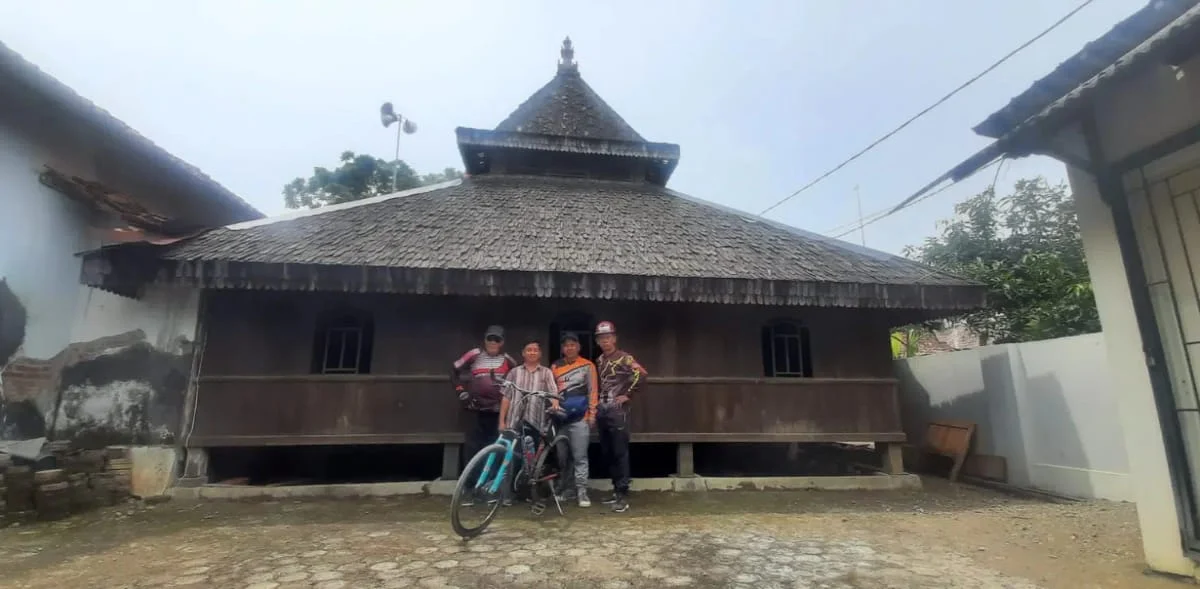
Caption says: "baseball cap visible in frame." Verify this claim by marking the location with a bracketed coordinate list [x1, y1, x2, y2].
[484, 325, 505, 340]
[595, 321, 616, 335]
[560, 332, 580, 343]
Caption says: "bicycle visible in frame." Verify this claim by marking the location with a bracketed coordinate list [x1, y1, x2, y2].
[449, 377, 569, 539]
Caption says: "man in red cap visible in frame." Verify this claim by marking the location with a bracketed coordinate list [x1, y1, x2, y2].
[593, 320, 646, 513]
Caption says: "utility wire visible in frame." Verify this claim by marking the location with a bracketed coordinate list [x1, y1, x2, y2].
[828, 158, 1003, 239]
[758, 0, 1098, 217]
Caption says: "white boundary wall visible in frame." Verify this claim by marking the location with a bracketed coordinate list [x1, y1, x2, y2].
[896, 332, 1132, 501]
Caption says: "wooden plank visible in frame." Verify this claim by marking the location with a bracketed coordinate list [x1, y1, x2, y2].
[189, 374, 905, 447]
[631, 433, 907, 443]
[188, 432, 908, 448]
[199, 290, 901, 380]
[198, 374, 898, 386]
[187, 434, 466, 447]
[922, 420, 975, 482]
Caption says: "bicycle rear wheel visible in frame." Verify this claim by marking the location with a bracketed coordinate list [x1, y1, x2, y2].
[450, 444, 507, 539]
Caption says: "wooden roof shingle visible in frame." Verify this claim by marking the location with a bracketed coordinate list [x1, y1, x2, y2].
[143, 175, 984, 309]
[494, 38, 644, 142]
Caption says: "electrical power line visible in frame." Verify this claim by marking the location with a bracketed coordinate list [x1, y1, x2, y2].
[758, 0, 1098, 217]
[828, 158, 1004, 239]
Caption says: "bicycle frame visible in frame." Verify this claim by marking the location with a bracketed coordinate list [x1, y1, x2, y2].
[469, 379, 562, 497]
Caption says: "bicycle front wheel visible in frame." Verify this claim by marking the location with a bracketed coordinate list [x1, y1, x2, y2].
[450, 443, 507, 539]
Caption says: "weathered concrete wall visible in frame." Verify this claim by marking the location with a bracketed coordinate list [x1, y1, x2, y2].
[0, 117, 203, 446]
[896, 333, 1131, 501]
[0, 286, 200, 446]
[0, 117, 94, 441]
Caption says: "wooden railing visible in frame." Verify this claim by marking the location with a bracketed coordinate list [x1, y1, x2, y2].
[185, 375, 904, 447]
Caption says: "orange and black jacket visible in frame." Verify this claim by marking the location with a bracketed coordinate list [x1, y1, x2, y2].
[552, 356, 600, 422]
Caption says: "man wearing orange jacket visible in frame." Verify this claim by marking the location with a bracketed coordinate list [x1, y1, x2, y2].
[551, 333, 599, 507]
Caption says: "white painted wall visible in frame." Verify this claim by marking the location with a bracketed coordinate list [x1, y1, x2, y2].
[0, 115, 204, 444]
[0, 120, 93, 359]
[71, 286, 200, 353]
[1045, 52, 1200, 577]
[896, 333, 1131, 501]
[1068, 165, 1195, 576]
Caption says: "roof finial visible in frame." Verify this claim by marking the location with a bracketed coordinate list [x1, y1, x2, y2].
[558, 36, 577, 73]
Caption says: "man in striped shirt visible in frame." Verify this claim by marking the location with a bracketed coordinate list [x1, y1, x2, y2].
[498, 340, 558, 434]
[498, 340, 559, 506]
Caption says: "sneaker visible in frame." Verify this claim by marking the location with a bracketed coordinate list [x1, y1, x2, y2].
[611, 497, 629, 513]
[578, 491, 592, 508]
[601, 494, 620, 505]
[460, 497, 475, 507]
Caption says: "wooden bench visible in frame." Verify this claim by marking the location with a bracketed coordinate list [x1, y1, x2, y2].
[912, 420, 976, 482]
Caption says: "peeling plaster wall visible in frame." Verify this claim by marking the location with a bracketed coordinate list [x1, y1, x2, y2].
[1, 287, 200, 445]
[0, 118, 203, 446]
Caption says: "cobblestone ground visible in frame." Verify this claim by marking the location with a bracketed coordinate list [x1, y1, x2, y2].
[0, 480, 1176, 589]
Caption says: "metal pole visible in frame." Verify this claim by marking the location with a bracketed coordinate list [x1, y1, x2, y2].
[855, 184, 866, 247]
[392, 119, 402, 193]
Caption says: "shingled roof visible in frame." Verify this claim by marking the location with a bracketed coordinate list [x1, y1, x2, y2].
[494, 37, 644, 142]
[85, 38, 984, 311]
[108, 174, 984, 309]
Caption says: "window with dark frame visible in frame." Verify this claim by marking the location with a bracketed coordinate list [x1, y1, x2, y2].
[311, 310, 374, 374]
[761, 321, 812, 378]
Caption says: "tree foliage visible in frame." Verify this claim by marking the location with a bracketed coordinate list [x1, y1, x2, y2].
[906, 177, 1100, 344]
[421, 167, 465, 186]
[283, 151, 463, 209]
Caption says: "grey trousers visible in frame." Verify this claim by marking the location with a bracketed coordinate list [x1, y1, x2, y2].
[558, 419, 590, 491]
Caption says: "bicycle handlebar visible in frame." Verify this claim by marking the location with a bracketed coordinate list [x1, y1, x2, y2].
[489, 370, 565, 402]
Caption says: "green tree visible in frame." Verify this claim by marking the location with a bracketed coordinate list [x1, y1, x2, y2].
[421, 167, 465, 185]
[283, 151, 462, 209]
[906, 177, 1100, 344]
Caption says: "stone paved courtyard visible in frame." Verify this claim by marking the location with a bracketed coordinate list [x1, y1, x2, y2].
[0, 479, 1182, 589]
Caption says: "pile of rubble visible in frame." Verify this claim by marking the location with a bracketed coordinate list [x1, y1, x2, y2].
[1, 443, 133, 525]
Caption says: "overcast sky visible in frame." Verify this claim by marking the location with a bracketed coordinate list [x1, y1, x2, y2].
[1, 0, 1144, 254]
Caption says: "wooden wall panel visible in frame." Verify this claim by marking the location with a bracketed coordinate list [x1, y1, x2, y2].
[187, 375, 904, 446]
[200, 291, 898, 379]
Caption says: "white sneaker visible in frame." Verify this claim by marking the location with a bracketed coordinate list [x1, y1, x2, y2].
[578, 491, 592, 508]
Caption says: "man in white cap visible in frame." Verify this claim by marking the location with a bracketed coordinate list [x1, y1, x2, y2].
[593, 320, 646, 513]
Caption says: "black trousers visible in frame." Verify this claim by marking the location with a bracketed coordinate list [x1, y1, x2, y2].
[597, 405, 631, 494]
[464, 410, 499, 464]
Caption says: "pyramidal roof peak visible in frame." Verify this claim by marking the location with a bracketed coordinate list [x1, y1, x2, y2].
[494, 37, 644, 142]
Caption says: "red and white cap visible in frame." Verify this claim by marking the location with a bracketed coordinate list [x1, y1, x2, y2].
[595, 321, 617, 335]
